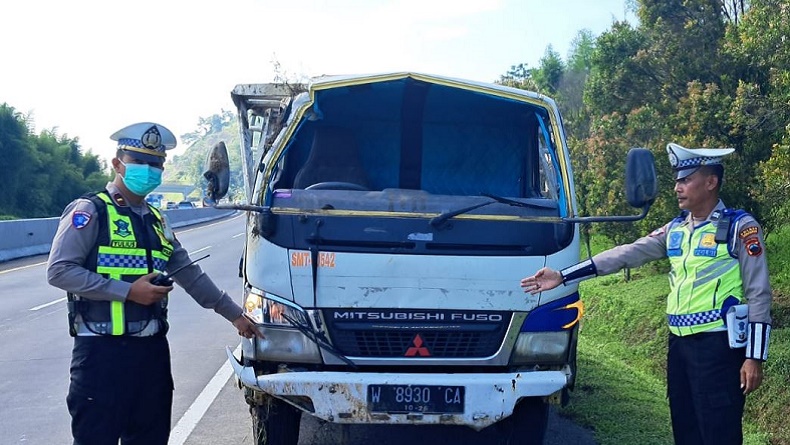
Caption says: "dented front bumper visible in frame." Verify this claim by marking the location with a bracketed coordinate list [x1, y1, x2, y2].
[226, 347, 569, 430]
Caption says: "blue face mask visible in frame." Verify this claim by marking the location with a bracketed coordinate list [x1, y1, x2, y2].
[120, 161, 163, 196]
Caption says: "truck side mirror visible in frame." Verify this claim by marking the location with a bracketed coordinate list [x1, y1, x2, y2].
[624, 148, 657, 208]
[203, 141, 230, 205]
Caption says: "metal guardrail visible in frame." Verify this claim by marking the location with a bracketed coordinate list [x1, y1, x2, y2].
[0, 207, 236, 263]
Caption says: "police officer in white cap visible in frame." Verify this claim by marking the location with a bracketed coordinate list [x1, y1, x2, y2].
[520, 143, 772, 445]
[47, 122, 263, 444]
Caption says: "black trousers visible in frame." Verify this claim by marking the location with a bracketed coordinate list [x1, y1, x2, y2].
[667, 331, 745, 445]
[67, 335, 174, 445]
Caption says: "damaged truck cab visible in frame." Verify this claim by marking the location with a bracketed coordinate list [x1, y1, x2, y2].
[205, 73, 656, 445]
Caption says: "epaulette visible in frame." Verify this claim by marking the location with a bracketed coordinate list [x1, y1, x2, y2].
[81, 191, 108, 218]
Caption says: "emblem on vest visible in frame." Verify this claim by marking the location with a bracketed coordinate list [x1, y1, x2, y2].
[694, 232, 718, 257]
[668, 232, 684, 256]
[113, 219, 132, 238]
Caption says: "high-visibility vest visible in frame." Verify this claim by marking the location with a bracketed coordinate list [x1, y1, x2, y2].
[69, 191, 173, 336]
[665, 213, 744, 336]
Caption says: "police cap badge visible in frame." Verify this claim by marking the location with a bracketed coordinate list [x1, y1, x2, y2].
[110, 122, 177, 164]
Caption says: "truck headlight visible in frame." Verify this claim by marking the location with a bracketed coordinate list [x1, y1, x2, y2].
[510, 331, 571, 364]
[244, 288, 309, 327]
[243, 287, 322, 363]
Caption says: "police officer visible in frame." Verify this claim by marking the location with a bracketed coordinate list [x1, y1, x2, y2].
[47, 122, 263, 445]
[520, 143, 772, 445]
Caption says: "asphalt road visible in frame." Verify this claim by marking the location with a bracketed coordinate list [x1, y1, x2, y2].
[0, 214, 597, 445]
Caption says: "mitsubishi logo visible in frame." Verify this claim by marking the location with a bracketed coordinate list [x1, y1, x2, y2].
[404, 334, 431, 357]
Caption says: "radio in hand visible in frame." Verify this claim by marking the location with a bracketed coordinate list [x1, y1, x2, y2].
[151, 254, 210, 286]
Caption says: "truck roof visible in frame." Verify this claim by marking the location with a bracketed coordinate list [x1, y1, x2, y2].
[231, 72, 557, 108]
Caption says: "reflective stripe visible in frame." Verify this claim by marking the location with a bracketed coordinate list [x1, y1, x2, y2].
[693, 260, 737, 288]
[111, 301, 125, 335]
[695, 258, 732, 280]
[667, 310, 721, 327]
[73, 320, 161, 337]
[747, 322, 771, 361]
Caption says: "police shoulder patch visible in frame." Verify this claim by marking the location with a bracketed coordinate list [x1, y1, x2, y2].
[71, 211, 92, 229]
[744, 237, 763, 257]
[739, 226, 758, 240]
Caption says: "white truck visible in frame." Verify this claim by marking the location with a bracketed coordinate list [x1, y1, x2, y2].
[203, 72, 657, 445]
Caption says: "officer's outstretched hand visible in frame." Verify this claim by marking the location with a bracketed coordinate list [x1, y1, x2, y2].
[521, 267, 563, 295]
[233, 314, 264, 339]
[127, 272, 174, 306]
[740, 358, 763, 395]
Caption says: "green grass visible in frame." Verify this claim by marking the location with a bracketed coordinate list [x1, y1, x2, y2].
[558, 230, 790, 445]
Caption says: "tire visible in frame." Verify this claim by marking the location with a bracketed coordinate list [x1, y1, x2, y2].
[250, 396, 302, 445]
[480, 397, 549, 445]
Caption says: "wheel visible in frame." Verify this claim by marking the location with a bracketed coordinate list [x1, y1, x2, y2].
[478, 397, 549, 445]
[305, 181, 368, 191]
[250, 396, 302, 445]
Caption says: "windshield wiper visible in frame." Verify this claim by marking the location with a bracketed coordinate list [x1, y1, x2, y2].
[480, 192, 557, 209]
[429, 200, 495, 228]
[430, 193, 556, 228]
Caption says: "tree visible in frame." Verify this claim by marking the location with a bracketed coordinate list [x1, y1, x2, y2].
[0, 104, 112, 218]
[731, 0, 790, 231]
[637, 0, 728, 101]
[499, 63, 538, 91]
[584, 21, 652, 117]
[0, 104, 35, 217]
[531, 46, 565, 96]
[561, 30, 597, 140]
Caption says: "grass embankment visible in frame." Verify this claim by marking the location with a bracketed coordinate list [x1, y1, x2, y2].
[558, 229, 790, 445]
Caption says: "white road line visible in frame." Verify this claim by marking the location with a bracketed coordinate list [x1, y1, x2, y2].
[232, 233, 244, 239]
[0, 261, 47, 275]
[188, 246, 212, 256]
[30, 297, 67, 311]
[169, 344, 241, 445]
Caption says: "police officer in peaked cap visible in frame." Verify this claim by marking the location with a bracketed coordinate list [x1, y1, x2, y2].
[47, 122, 263, 444]
[520, 143, 772, 445]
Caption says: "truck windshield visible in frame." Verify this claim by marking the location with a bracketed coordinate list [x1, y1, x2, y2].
[256, 77, 573, 256]
[266, 78, 566, 204]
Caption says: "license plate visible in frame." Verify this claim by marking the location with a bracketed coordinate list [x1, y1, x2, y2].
[367, 384, 465, 414]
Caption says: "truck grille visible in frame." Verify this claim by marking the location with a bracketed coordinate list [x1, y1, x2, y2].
[322, 309, 511, 358]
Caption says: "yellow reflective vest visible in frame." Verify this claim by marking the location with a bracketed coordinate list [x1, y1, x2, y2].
[666, 217, 744, 336]
[69, 191, 173, 336]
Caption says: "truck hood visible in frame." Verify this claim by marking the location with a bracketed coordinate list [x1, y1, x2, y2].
[286, 249, 546, 311]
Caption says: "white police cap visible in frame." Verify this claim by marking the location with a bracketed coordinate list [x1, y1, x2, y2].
[666, 142, 734, 180]
[110, 122, 177, 163]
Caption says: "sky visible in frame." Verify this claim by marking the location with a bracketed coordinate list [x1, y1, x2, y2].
[0, 0, 633, 162]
